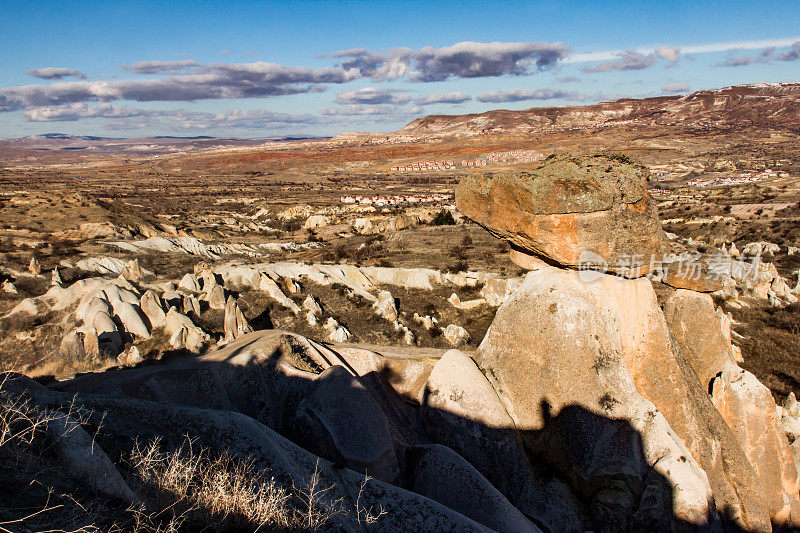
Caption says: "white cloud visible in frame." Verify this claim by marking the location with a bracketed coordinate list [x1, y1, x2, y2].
[582, 51, 657, 73]
[476, 88, 584, 103]
[654, 45, 681, 62]
[27, 68, 86, 80]
[565, 36, 800, 63]
[661, 82, 690, 94]
[329, 40, 570, 82]
[335, 87, 410, 105]
[414, 92, 471, 105]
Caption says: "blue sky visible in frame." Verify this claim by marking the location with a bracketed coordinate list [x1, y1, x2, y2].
[0, 0, 799, 138]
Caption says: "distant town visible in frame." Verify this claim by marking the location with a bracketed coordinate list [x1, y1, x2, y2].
[687, 169, 790, 188]
[389, 150, 545, 172]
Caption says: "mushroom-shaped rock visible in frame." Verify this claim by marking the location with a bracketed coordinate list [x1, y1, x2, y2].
[224, 296, 252, 341]
[455, 153, 668, 277]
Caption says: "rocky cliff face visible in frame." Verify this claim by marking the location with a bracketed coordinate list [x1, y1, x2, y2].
[391, 83, 800, 141]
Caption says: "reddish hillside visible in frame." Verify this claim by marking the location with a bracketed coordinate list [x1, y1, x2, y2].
[391, 83, 800, 140]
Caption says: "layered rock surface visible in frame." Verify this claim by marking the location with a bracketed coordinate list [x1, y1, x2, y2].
[455, 153, 669, 276]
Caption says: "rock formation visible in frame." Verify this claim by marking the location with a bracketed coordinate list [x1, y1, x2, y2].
[451, 153, 800, 530]
[223, 296, 252, 341]
[455, 153, 668, 276]
[28, 257, 41, 276]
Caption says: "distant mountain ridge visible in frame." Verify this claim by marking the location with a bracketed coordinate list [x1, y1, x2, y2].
[389, 82, 800, 140]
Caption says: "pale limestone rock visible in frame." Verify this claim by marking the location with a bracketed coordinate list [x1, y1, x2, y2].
[224, 296, 252, 341]
[47, 411, 139, 504]
[323, 317, 351, 343]
[207, 284, 226, 310]
[182, 294, 201, 316]
[413, 313, 438, 330]
[169, 326, 187, 350]
[294, 366, 399, 481]
[477, 267, 748, 530]
[421, 350, 585, 530]
[2, 281, 18, 294]
[710, 368, 800, 524]
[28, 257, 41, 275]
[352, 217, 374, 234]
[185, 328, 207, 353]
[303, 295, 322, 316]
[372, 290, 398, 322]
[59, 330, 86, 360]
[51, 267, 63, 286]
[447, 293, 461, 308]
[306, 311, 318, 326]
[178, 273, 201, 292]
[117, 346, 143, 367]
[259, 273, 301, 314]
[443, 324, 470, 347]
[392, 320, 416, 345]
[126, 258, 143, 282]
[304, 214, 329, 229]
[480, 277, 524, 307]
[83, 327, 100, 359]
[114, 301, 151, 339]
[283, 276, 301, 295]
[139, 290, 166, 328]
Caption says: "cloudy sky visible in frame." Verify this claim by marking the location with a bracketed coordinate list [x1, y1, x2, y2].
[1, 0, 799, 139]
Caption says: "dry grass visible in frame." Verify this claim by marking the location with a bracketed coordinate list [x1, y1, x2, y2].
[731, 302, 800, 403]
[0, 376, 386, 532]
[129, 437, 294, 530]
[127, 437, 385, 531]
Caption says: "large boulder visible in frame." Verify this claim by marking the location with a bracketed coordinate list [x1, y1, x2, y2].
[421, 350, 585, 531]
[403, 444, 541, 533]
[475, 266, 773, 531]
[665, 289, 800, 526]
[455, 153, 668, 276]
[293, 366, 399, 482]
